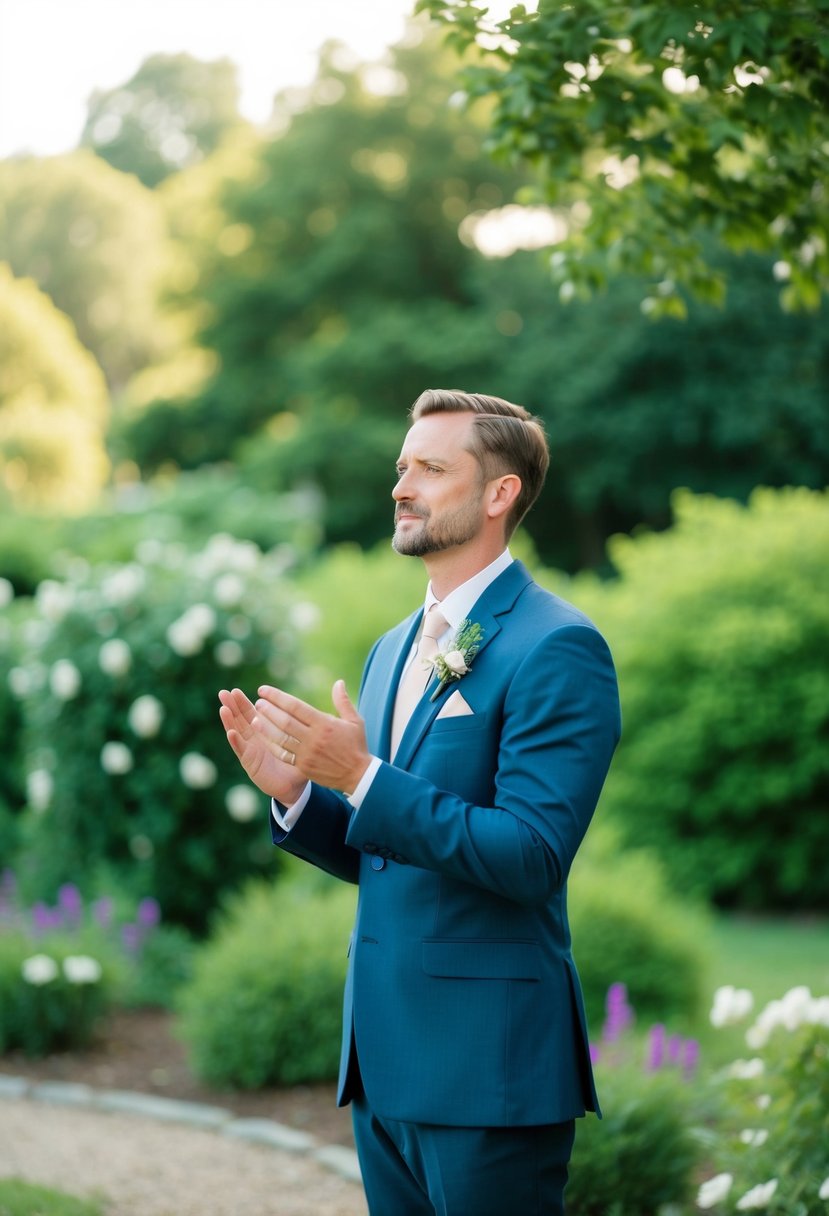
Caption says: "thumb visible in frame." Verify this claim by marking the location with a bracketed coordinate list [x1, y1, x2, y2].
[332, 678, 360, 723]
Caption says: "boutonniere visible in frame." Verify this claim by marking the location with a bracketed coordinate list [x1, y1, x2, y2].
[427, 619, 484, 701]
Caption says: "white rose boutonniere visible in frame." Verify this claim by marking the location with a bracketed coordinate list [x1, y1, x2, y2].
[426, 619, 484, 701]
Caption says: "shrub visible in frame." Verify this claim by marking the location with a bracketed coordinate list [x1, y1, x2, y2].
[0, 1179, 104, 1216]
[569, 488, 829, 911]
[569, 831, 710, 1029]
[177, 868, 355, 1088]
[10, 533, 313, 930]
[694, 984, 829, 1215]
[0, 587, 25, 863]
[0, 931, 114, 1056]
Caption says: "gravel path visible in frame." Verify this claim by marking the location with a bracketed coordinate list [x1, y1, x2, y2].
[0, 1098, 368, 1216]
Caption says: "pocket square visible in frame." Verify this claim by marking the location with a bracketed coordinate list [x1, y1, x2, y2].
[436, 689, 474, 719]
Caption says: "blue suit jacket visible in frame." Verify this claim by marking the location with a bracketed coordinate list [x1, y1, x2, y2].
[275, 560, 621, 1127]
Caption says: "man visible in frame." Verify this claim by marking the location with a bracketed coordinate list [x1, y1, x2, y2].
[219, 389, 621, 1215]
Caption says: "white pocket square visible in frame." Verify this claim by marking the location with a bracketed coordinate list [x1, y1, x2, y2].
[436, 689, 474, 719]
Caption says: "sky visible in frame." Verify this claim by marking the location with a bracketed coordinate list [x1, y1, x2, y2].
[0, 0, 429, 158]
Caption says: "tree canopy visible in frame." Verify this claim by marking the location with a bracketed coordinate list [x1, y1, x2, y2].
[0, 152, 173, 389]
[417, 0, 829, 315]
[80, 52, 248, 188]
[0, 264, 110, 512]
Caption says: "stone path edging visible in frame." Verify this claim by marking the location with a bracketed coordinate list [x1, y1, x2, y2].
[0, 1072, 362, 1185]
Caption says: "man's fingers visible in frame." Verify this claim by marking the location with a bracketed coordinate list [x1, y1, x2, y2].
[332, 679, 360, 724]
[257, 685, 317, 728]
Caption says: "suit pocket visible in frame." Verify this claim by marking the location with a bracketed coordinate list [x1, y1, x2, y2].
[422, 938, 541, 981]
[429, 712, 489, 735]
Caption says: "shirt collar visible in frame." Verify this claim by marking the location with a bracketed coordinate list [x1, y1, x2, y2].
[424, 549, 513, 634]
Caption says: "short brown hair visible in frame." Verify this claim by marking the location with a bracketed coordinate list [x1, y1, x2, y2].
[410, 388, 549, 538]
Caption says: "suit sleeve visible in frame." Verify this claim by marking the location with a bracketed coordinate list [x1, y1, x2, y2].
[345, 623, 621, 907]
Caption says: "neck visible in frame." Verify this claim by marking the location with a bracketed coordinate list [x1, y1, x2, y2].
[421, 539, 507, 600]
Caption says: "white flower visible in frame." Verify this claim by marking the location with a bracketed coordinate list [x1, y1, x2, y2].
[180, 752, 218, 789]
[50, 658, 82, 700]
[0, 576, 13, 608]
[710, 985, 754, 1027]
[443, 649, 469, 676]
[739, 1129, 769, 1147]
[818, 1176, 829, 1201]
[166, 603, 217, 656]
[128, 694, 165, 738]
[22, 953, 59, 985]
[736, 1179, 778, 1210]
[215, 639, 244, 667]
[756, 1094, 771, 1111]
[8, 666, 31, 697]
[101, 564, 145, 605]
[101, 741, 133, 775]
[726, 1058, 765, 1080]
[36, 579, 74, 622]
[99, 637, 132, 677]
[290, 601, 321, 632]
[214, 573, 246, 608]
[26, 768, 54, 813]
[807, 995, 829, 1026]
[63, 955, 102, 984]
[697, 1173, 733, 1209]
[225, 784, 260, 823]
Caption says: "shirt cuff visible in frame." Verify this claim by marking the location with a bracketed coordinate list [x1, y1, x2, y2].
[347, 756, 382, 809]
[271, 782, 312, 833]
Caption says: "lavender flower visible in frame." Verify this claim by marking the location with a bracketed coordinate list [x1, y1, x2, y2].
[647, 1023, 666, 1071]
[602, 982, 634, 1043]
[137, 897, 161, 929]
[91, 897, 114, 930]
[57, 883, 83, 928]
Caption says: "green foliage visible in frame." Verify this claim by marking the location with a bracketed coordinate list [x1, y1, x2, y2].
[0, 932, 114, 1056]
[418, 0, 829, 312]
[696, 989, 829, 1215]
[124, 33, 531, 545]
[177, 870, 355, 1088]
[0, 265, 110, 512]
[567, 1066, 702, 1215]
[294, 542, 425, 705]
[80, 52, 248, 188]
[570, 834, 710, 1028]
[0, 152, 172, 388]
[0, 1179, 104, 1216]
[576, 488, 829, 910]
[10, 534, 308, 931]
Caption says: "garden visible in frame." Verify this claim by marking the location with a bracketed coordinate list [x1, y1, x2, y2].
[2, 3, 829, 1212]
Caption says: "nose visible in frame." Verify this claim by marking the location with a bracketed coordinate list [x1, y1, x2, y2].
[392, 470, 412, 501]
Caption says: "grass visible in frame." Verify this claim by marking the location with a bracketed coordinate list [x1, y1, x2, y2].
[0, 1180, 104, 1216]
[694, 911, 829, 1066]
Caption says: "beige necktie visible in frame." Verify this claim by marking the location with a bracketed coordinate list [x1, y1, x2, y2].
[390, 605, 448, 758]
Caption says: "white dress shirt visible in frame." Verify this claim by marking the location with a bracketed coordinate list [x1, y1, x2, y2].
[272, 549, 513, 831]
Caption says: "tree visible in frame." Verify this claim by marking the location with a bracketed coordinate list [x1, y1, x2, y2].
[417, 0, 829, 314]
[124, 33, 532, 547]
[80, 53, 248, 188]
[0, 152, 173, 390]
[0, 264, 110, 512]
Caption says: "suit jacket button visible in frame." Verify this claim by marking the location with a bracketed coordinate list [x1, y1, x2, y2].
[370, 856, 386, 871]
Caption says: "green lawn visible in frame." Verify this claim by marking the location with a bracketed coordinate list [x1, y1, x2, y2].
[694, 912, 829, 1065]
[0, 1180, 104, 1216]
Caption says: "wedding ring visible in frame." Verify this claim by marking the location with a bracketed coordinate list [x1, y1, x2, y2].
[283, 747, 296, 766]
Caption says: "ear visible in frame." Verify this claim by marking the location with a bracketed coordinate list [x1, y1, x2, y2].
[485, 474, 522, 521]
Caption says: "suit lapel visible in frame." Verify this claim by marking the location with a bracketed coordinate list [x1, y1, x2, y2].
[361, 609, 422, 762]
[392, 561, 533, 770]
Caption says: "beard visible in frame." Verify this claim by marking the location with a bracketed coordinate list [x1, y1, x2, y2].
[392, 492, 485, 557]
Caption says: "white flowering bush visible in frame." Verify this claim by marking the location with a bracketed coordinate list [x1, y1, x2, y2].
[0, 581, 26, 858]
[11, 534, 311, 930]
[694, 985, 829, 1215]
[0, 926, 113, 1055]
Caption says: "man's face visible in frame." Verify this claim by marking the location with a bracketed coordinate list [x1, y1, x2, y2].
[391, 412, 486, 557]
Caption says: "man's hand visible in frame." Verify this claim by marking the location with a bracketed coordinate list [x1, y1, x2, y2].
[252, 679, 371, 796]
[218, 686, 309, 806]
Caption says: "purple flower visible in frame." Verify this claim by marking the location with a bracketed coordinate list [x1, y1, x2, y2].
[589, 1042, 601, 1065]
[91, 897, 114, 930]
[602, 982, 635, 1043]
[31, 901, 54, 934]
[667, 1033, 684, 1065]
[136, 897, 161, 929]
[647, 1023, 666, 1071]
[121, 923, 142, 955]
[57, 883, 83, 927]
[683, 1038, 700, 1079]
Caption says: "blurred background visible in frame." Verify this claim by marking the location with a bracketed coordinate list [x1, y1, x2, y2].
[0, 2, 827, 1210]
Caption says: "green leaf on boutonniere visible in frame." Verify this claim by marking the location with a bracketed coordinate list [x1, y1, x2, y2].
[427, 619, 484, 700]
